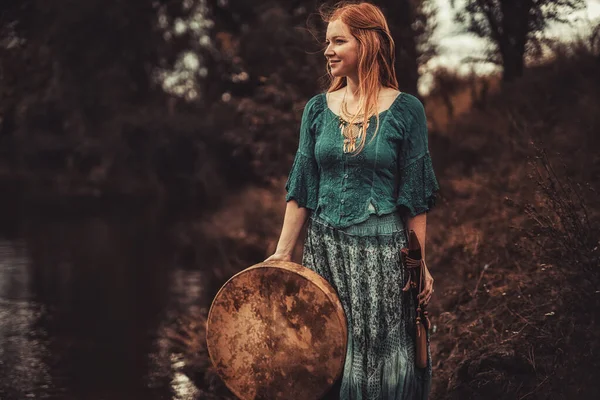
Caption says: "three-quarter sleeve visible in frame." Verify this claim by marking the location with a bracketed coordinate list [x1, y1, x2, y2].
[396, 98, 440, 217]
[285, 96, 321, 210]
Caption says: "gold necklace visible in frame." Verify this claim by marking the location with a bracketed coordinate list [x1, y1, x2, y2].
[338, 88, 369, 153]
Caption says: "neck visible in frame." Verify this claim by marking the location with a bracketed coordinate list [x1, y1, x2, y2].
[345, 75, 360, 100]
[345, 75, 384, 101]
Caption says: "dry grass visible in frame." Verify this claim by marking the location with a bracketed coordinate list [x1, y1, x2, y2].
[164, 306, 238, 399]
[424, 32, 600, 399]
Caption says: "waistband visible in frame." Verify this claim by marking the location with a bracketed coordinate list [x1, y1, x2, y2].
[310, 212, 405, 237]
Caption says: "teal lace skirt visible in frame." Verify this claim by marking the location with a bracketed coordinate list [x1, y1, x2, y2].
[302, 212, 432, 400]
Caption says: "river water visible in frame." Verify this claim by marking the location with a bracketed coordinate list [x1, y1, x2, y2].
[0, 203, 215, 400]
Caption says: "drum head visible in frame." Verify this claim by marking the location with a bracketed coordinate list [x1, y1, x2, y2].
[206, 260, 347, 400]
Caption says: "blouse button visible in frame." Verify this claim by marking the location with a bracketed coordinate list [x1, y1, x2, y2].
[344, 174, 349, 179]
[342, 188, 347, 192]
[341, 199, 345, 204]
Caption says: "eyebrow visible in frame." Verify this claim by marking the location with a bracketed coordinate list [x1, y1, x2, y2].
[325, 35, 345, 40]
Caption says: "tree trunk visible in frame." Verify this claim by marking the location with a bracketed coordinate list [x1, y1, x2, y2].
[501, 46, 523, 82]
[377, 0, 420, 97]
[498, 0, 530, 83]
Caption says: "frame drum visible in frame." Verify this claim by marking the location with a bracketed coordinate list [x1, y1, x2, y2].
[206, 260, 347, 400]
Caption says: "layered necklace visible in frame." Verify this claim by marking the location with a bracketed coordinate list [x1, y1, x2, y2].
[338, 88, 372, 154]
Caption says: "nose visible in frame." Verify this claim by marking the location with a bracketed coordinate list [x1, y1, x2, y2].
[324, 44, 335, 58]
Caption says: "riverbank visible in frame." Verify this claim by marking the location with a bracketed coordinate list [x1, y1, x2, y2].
[176, 37, 600, 399]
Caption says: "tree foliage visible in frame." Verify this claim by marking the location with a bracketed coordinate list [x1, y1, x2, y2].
[452, 0, 586, 82]
[0, 0, 235, 207]
[0, 0, 438, 206]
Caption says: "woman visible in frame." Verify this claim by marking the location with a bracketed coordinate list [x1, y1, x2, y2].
[265, 2, 439, 399]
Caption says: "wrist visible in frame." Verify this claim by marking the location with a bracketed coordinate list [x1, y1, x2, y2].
[275, 248, 293, 257]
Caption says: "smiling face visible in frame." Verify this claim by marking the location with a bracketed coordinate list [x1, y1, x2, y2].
[324, 19, 360, 79]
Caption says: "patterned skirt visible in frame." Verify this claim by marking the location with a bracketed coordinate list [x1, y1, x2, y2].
[302, 212, 432, 400]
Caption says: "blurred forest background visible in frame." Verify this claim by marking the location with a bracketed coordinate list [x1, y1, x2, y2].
[0, 0, 599, 399]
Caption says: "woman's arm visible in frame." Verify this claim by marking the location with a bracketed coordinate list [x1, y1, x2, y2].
[396, 97, 439, 305]
[265, 200, 310, 261]
[406, 212, 434, 305]
[406, 212, 427, 259]
[268, 95, 321, 262]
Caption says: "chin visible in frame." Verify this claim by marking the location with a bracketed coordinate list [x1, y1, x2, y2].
[329, 69, 346, 78]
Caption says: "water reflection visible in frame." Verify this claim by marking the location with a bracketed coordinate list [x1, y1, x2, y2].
[0, 206, 205, 399]
[0, 240, 53, 399]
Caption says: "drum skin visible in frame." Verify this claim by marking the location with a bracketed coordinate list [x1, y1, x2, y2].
[206, 260, 348, 400]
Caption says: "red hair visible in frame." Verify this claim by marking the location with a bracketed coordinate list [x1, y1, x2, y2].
[320, 1, 399, 154]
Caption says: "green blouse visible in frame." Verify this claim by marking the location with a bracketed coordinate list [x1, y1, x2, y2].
[285, 91, 439, 229]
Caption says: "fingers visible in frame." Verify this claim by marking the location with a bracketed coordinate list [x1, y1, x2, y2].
[417, 293, 431, 306]
[417, 284, 435, 306]
[402, 278, 411, 292]
[263, 254, 292, 263]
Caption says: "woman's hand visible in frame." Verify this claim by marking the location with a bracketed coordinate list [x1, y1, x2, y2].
[264, 252, 292, 263]
[417, 260, 434, 306]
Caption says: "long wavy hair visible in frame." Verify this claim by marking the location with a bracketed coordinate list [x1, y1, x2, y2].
[320, 1, 399, 155]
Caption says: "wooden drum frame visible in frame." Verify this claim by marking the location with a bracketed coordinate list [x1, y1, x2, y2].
[206, 260, 348, 400]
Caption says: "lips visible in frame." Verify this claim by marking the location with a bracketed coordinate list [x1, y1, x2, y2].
[330, 60, 341, 66]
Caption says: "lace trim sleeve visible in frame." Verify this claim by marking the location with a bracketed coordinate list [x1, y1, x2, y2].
[284, 95, 322, 210]
[285, 152, 319, 210]
[396, 152, 439, 217]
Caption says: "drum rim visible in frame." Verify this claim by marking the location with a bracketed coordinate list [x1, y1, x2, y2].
[205, 260, 348, 400]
